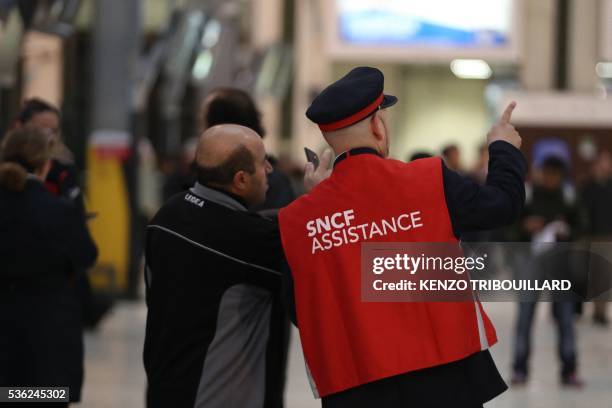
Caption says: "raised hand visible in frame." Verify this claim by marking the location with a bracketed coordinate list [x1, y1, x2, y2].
[304, 149, 333, 192]
[487, 101, 522, 149]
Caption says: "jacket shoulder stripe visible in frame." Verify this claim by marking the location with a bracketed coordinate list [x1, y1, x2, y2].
[147, 224, 281, 276]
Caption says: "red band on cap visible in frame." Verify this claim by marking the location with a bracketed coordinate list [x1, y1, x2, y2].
[318, 93, 384, 132]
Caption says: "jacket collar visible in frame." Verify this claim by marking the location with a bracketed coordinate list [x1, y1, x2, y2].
[333, 147, 382, 167]
[190, 182, 247, 212]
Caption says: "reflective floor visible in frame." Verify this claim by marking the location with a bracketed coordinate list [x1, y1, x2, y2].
[75, 301, 612, 407]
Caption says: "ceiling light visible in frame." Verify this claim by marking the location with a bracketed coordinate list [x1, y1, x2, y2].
[596, 62, 612, 79]
[450, 59, 492, 80]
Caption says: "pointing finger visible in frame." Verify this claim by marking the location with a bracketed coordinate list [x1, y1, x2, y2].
[499, 101, 517, 125]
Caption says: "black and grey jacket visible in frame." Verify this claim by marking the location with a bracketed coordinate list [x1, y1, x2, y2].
[144, 183, 288, 408]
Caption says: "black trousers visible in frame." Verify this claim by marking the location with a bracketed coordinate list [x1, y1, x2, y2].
[322, 351, 506, 408]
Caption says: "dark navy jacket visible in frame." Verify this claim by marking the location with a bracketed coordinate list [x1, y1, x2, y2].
[144, 183, 288, 408]
[0, 178, 98, 402]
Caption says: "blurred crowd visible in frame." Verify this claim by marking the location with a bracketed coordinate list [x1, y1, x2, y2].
[1, 89, 611, 405]
[434, 141, 612, 387]
[0, 101, 101, 406]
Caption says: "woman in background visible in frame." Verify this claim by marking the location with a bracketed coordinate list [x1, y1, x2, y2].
[13, 98, 113, 330]
[0, 127, 97, 406]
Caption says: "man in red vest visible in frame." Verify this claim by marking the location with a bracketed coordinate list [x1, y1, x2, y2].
[278, 67, 526, 408]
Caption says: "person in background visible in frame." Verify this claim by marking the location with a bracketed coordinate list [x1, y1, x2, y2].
[13, 98, 79, 207]
[161, 137, 198, 201]
[581, 150, 612, 326]
[13, 99, 78, 202]
[0, 127, 98, 406]
[12, 98, 112, 329]
[512, 156, 585, 387]
[462, 143, 494, 242]
[441, 143, 463, 173]
[276, 152, 306, 197]
[407, 151, 432, 162]
[144, 125, 285, 408]
[470, 143, 490, 185]
[14, 98, 74, 165]
[198, 87, 294, 406]
[200, 87, 296, 211]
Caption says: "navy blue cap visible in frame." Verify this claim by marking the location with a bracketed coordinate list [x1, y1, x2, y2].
[306, 66, 397, 132]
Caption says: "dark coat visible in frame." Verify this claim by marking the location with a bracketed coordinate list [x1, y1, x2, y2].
[0, 178, 97, 402]
[144, 184, 287, 408]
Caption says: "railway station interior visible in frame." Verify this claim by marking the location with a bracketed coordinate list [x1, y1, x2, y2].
[1, 0, 612, 407]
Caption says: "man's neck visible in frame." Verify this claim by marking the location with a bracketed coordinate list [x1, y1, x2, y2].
[191, 182, 249, 211]
[207, 185, 249, 208]
[331, 143, 380, 157]
[333, 146, 384, 167]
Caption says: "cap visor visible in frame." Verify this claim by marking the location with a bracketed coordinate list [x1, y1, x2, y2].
[381, 94, 398, 109]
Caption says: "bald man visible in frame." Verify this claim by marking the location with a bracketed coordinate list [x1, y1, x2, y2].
[198, 87, 296, 211]
[144, 125, 286, 408]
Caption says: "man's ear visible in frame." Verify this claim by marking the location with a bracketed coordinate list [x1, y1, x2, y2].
[232, 170, 248, 191]
[370, 112, 385, 142]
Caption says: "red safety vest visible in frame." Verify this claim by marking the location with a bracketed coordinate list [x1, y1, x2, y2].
[278, 153, 497, 397]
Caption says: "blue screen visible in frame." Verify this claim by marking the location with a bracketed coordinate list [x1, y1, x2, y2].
[337, 0, 512, 48]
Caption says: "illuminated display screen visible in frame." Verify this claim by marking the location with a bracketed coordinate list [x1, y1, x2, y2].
[337, 0, 513, 48]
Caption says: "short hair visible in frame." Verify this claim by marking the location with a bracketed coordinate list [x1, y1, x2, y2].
[541, 156, 567, 174]
[17, 98, 60, 124]
[201, 88, 266, 137]
[0, 127, 52, 191]
[408, 152, 432, 162]
[196, 145, 255, 186]
[441, 144, 459, 158]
